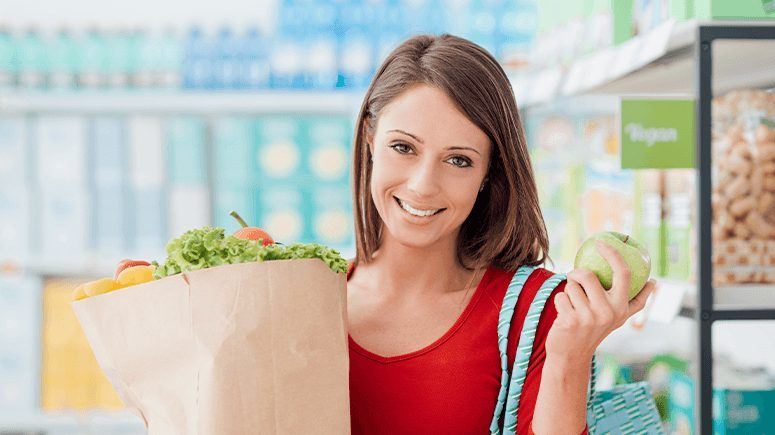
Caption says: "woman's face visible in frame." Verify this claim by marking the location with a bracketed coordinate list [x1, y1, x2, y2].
[368, 84, 491, 249]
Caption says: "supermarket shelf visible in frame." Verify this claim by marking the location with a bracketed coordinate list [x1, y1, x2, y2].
[0, 410, 145, 434]
[678, 283, 775, 320]
[0, 90, 364, 114]
[508, 20, 775, 108]
[715, 284, 775, 311]
[3, 255, 161, 279]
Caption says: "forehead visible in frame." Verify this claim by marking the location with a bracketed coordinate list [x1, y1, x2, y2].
[376, 84, 490, 151]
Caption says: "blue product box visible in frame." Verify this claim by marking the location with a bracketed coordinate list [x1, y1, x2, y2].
[167, 117, 207, 185]
[212, 116, 253, 187]
[168, 184, 210, 240]
[91, 116, 125, 186]
[35, 116, 87, 188]
[127, 116, 165, 189]
[131, 186, 166, 253]
[0, 117, 28, 184]
[304, 116, 351, 185]
[253, 116, 306, 184]
[255, 185, 308, 244]
[94, 185, 126, 254]
[0, 188, 30, 257]
[0, 276, 42, 413]
[40, 188, 90, 256]
[310, 185, 353, 252]
[669, 371, 775, 434]
[91, 117, 127, 254]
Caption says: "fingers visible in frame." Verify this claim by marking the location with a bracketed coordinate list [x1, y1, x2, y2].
[564, 279, 594, 321]
[627, 279, 657, 317]
[553, 292, 575, 326]
[567, 268, 607, 299]
[568, 268, 626, 325]
[577, 270, 610, 309]
[595, 240, 631, 304]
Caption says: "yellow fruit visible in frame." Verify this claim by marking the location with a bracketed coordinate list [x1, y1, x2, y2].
[72, 284, 87, 301]
[83, 278, 120, 297]
[116, 265, 155, 288]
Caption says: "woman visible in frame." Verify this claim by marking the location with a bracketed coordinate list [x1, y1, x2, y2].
[345, 34, 655, 434]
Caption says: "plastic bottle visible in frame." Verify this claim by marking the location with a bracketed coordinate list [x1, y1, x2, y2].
[214, 26, 240, 90]
[336, 0, 375, 89]
[183, 26, 214, 89]
[17, 27, 47, 90]
[159, 27, 183, 89]
[0, 26, 17, 89]
[243, 26, 270, 89]
[136, 27, 159, 88]
[79, 26, 108, 88]
[47, 28, 79, 90]
[125, 28, 143, 89]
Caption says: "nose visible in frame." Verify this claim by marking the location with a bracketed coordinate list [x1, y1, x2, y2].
[406, 159, 441, 198]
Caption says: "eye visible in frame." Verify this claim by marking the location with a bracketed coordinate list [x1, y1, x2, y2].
[389, 143, 413, 154]
[447, 156, 473, 168]
[388, 142, 472, 168]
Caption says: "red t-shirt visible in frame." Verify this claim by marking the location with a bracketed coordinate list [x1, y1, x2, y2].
[347, 262, 588, 434]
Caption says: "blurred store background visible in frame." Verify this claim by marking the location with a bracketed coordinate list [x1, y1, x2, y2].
[1, 0, 775, 433]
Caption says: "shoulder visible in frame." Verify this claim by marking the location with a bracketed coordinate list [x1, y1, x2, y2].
[485, 266, 567, 318]
[489, 266, 567, 296]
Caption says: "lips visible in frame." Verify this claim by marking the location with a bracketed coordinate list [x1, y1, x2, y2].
[393, 196, 447, 216]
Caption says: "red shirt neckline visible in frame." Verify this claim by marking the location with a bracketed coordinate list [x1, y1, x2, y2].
[346, 261, 495, 364]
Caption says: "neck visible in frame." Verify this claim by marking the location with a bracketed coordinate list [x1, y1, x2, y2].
[364, 228, 479, 299]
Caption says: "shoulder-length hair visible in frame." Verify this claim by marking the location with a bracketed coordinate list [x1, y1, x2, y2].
[351, 34, 549, 272]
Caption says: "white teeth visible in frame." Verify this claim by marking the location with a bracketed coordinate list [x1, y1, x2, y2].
[397, 198, 441, 217]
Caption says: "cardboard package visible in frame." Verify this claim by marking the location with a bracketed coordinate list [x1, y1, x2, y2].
[72, 258, 351, 434]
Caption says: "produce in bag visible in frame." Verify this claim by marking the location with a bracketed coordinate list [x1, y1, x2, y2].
[71, 212, 351, 434]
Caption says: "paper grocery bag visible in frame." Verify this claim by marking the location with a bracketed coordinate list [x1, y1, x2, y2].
[72, 258, 351, 435]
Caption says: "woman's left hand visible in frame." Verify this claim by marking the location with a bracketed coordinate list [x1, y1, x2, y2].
[545, 240, 656, 362]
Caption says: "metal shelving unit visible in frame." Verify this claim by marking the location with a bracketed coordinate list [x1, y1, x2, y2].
[512, 19, 775, 433]
[695, 23, 775, 434]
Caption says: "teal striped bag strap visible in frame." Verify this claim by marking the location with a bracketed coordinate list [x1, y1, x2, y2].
[488, 264, 538, 435]
[490, 268, 594, 435]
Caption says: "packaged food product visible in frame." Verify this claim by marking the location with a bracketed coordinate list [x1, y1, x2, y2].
[711, 89, 775, 285]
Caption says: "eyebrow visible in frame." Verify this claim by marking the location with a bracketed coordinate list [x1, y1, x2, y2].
[387, 129, 481, 156]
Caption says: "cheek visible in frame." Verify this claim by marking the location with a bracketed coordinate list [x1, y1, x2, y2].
[370, 158, 403, 190]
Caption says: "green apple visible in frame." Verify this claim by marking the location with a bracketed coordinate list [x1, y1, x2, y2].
[573, 231, 651, 300]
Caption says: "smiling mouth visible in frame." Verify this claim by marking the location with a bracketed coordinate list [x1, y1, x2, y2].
[394, 196, 447, 217]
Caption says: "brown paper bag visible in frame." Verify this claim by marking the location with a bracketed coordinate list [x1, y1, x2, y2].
[72, 258, 351, 435]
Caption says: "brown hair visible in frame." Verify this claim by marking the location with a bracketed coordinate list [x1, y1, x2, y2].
[351, 34, 549, 272]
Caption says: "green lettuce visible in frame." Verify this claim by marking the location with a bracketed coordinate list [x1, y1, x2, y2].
[152, 226, 348, 279]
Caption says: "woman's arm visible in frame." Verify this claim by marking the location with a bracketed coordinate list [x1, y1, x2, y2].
[531, 355, 591, 434]
[531, 241, 655, 435]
